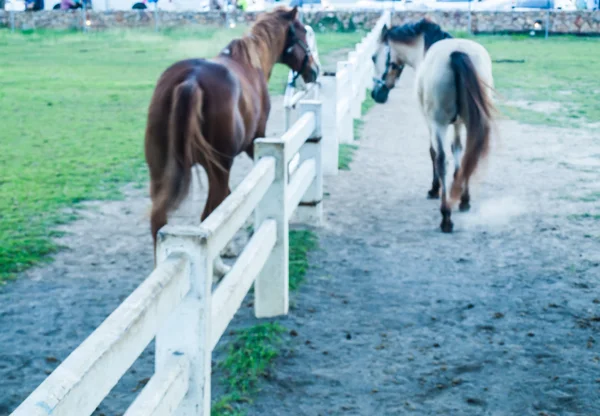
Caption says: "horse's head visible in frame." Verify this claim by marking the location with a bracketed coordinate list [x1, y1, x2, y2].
[277, 7, 320, 84]
[371, 24, 404, 104]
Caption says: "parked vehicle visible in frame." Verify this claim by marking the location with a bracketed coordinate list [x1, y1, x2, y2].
[431, 0, 574, 9]
[288, 0, 333, 10]
[4, 0, 26, 9]
[36, 0, 263, 11]
[354, 0, 407, 10]
[511, 0, 576, 10]
[428, 0, 513, 11]
[432, 0, 476, 10]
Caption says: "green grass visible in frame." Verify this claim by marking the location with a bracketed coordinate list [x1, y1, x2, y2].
[567, 213, 600, 221]
[212, 322, 286, 416]
[558, 191, 600, 203]
[212, 229, 317, 415]
[353, 90, 376, 139]
[461, 34, 600, 127]
[338, 144, 358, 171]
[0, 27, 356, 282]
[288, 229, 318, 291]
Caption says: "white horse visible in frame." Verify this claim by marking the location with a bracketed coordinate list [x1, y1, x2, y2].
[371, 18, 495, 233]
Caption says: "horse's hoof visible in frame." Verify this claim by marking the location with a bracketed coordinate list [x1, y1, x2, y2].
[459, 201, 471, 212]
[440, 221, 454, 233]
[221, 241, 238, 259]
[427, 189, 440, 199]
[213, 257, 231, 280]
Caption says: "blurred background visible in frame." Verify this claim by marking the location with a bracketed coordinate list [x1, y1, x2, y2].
[2, 0, 598, 17]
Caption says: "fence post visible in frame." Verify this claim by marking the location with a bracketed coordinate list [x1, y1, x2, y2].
[296, 100, 323, 226]
[348, 51, 361, 119]
[319, 74, 339, 176]
[283, 70, 296, 131]
[10, 9, 15, 32]
[355, 42, 367, 104]
[337, 61, 354, 144]
[468, 0, 472, 35]
[81, 2, 86, 32]
[253, 140, 288, 318]
[545, 5, 550, 39]
[154, 2, 159, 32]
[156, 225, 212, 415]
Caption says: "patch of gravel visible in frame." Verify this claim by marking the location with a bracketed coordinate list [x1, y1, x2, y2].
[243, 69, 600, 416]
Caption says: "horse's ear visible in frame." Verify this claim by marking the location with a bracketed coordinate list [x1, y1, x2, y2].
[284, 6, 298, 21]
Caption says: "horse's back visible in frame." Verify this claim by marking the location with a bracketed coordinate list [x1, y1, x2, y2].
[146, 57, 245, 154]
[154, 58, 241, 110]
[423, 38, 493, 87]
[416, 38, 493, 123]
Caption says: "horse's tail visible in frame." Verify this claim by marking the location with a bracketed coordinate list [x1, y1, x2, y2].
[157, 77, 224, 217]
[449, 51, 494, 201]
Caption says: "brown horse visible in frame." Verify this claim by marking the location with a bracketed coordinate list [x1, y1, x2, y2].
[145, 6, 319, 273]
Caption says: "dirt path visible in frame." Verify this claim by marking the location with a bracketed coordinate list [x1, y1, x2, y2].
[243, 70, 600, 415]
[2, 68, 600, 416]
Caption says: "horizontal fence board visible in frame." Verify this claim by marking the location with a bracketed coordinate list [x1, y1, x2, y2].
[285, 82, 319, 109]
[123, 353, 189, 416]
[289, 153, 301, 177]
[210, 219, 277, 350]
[281, 112, 316, 163]
[11, 254, 190, 416]
[201, 156, 275, 259]
[287, 158, 317, 222]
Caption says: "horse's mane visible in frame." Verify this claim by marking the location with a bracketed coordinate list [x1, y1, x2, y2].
[385, 18, 453, 51]
[220, 7, 291, 69]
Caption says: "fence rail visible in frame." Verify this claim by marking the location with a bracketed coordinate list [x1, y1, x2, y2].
[10, 12, 388, 416]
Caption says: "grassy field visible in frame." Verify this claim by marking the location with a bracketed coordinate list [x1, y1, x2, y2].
[473, 34, 600, 127]
[0, 27, 362, 282]
[0, 30, 598, 283]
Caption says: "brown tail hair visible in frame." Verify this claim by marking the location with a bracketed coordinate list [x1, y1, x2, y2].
[154, 77, 225, 222]
[449, 51, 494, 201]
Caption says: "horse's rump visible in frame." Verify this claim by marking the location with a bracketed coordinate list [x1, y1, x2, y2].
[449, 50, 494, 201]
[145, 59, 235, 235]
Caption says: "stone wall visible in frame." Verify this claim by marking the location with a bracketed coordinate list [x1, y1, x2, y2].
[0, 9, 599, 34]
[391, 10, 600, 34]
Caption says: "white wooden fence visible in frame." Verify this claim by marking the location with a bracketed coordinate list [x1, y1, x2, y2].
[286, 11, 391, 176]
[10, 12, 389, 416]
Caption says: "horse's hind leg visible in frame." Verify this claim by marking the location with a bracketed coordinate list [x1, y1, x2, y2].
[458, 180, 471, 212]
[201, 163, 233, 280]
[432, 124, 453, 233]
[427, 145, 440, 199]
[451, 122, 470, 212]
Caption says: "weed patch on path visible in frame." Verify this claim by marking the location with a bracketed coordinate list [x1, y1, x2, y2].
[338, 89, 375, 170]
[212, 229, 318, 414]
